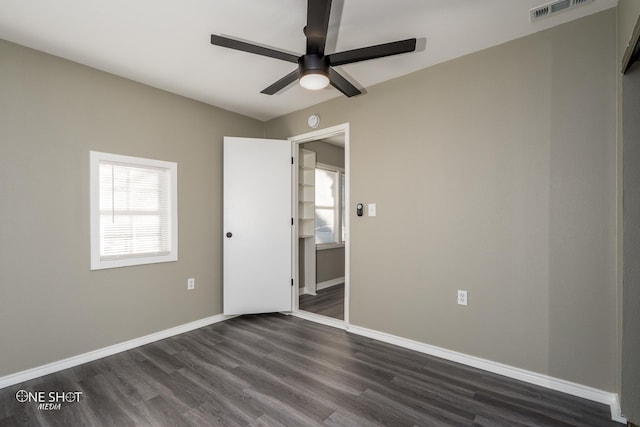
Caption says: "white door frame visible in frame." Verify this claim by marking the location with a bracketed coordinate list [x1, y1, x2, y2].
[289, 123, 350, 329]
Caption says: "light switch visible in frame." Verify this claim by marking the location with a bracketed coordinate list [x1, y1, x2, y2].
[368, 203, 377, 217]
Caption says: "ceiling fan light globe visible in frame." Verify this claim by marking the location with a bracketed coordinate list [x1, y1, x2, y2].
[299, 73, 330, 90]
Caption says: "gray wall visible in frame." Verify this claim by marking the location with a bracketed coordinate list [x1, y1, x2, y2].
[617, 2, 640, 420]
[0, 39, 263, 377]
[622, 62, 640, 424]
[316, 249, 345, 284]
[301, 140, 346, 284]
[302, 140, 345, 168]
[297, 243, 345, 286]
[267, 10, 617, 391]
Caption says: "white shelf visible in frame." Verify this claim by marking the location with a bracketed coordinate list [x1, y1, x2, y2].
[299, 220, 314, 237]
[298, 148, 317, 295]
[299, 201, 314, 219]
[298, 149, 315, 240]
[301, 149, 316, 169]
[300, 186, 314, 203]
[300, 169, 314, 186]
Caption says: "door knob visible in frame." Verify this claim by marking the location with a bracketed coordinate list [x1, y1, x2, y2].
[226, 232, 232, 238]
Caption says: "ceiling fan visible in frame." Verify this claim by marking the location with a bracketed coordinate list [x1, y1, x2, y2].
[210, 0, 417, 97]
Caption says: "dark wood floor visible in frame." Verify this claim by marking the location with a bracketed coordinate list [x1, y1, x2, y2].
[299, 284, 344, 320]
[0, 314, 618, 426]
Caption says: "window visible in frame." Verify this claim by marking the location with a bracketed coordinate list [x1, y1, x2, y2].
[315, 164, 345, 247]
[90, 151, 177, 270]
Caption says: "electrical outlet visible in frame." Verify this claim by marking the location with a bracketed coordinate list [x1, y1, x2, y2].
[457, 290, 468, 306]
[187, 278, 195, 290]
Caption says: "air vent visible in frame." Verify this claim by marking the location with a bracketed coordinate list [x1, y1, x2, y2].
[530, 0, 593, 22]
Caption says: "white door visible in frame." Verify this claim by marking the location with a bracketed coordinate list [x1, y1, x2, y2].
[223, 137, 292, 315]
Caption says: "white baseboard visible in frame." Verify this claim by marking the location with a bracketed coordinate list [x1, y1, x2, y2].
[292, 310, 347, 330]
[347, 324, 626, 424]
[316, 277, 345, 291]
[301, 286, 317, 296]
[610, 394, 627, 423]
[0, 313, 235, 390]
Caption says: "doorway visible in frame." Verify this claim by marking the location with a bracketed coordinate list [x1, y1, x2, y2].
[291, 123, 350, 326]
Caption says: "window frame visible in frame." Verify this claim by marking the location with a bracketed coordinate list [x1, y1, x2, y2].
[314, 162, 345, 251]
[89, 151, 178, 270]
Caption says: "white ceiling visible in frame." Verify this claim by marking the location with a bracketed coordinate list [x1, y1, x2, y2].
[0, 0, 616, 121]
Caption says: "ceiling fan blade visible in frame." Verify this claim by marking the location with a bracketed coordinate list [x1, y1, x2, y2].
[305, 0, 332, 55]
[211, 35, 299, 63]
[328, 68, 361, 97]
[328, 38, 417, 67]
[260, 69, 300, 95]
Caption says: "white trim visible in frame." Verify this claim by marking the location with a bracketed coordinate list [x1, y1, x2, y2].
[289, 123, 348, 145]
[290, 122, 350, 327]
[291, 145, 302, 312]
[316, 277, 345, 291]
[89, 151, 178, 270]
[316, 242, 345, 251]
[347, 324, 625, 424]
[610, 395, 627, 424]
[314, 163, 345, 248]
[344, 124, 350, 326]
[0, 314, 234, 390]
[292, 310, 347, 330]
[315, 162, 344, 173]
[300, 287, 317, 296]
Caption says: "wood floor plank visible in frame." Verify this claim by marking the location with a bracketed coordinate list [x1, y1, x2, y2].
[183, 401, 245, 427]
[323, 409, 383, 427]
[263, 351, 365, 396]
[134, 395, 192, 427]
[177, 335, 243, 370]
[471, 414, 533, 427]
[175, 367, 263, 424]
[232, 363, 337, 422]
[299, 284, 345, 320]
[365, 376, 477, 425]
[389, 373, 537, 426]
[0, 313, 619, 426]
[478, 372, 614, 422]
[241, 387, 326, 427]
[134, 344, 188, 375]
[248, 413, 289, 427]
[176, 352, 250, 393]
[81, 372, 148, 426]
[359, 387, 472, 426]
[102, 365, 159, 404]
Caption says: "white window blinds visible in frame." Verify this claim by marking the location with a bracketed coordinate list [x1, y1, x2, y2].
[90, 151, 177, 270]
[99, 161, 170, 260]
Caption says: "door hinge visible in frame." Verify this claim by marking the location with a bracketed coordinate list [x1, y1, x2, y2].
[291, 278, 294, 287]
[291, 217, 294, 225]
[291, 156, 294, 164]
